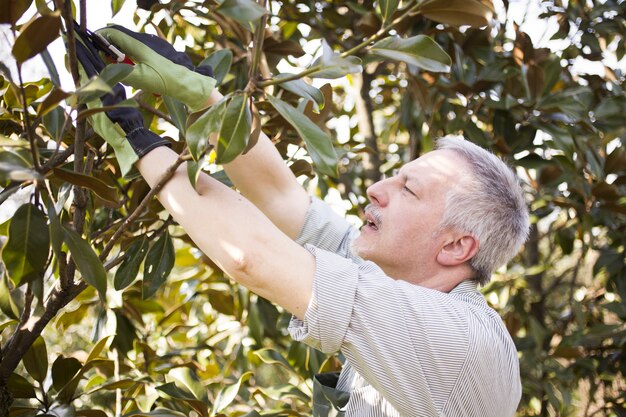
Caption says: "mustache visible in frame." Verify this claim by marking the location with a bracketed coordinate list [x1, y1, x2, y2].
[364, 204, 382, 227]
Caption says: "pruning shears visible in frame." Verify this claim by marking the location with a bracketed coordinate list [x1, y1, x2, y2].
[73, 20, 133, 65]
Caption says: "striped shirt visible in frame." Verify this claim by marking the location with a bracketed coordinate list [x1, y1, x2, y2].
[289, 198, 522, 416]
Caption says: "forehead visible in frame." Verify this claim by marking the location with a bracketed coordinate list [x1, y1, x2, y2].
[403, 149, 470, 185]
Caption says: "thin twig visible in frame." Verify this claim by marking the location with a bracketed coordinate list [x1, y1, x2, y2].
[137, 99, 174, 124]
[248, 0, 269, 84]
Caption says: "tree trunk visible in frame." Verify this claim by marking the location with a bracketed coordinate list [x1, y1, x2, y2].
[0, 383, 13, 417]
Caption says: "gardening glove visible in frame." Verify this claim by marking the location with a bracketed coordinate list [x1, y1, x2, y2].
[76, 30, 170, 176]
[95, 25, 216, 112]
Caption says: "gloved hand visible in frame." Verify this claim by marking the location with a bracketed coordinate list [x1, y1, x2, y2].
[95, 25, 216, 112]
[76, 30, 171, 176]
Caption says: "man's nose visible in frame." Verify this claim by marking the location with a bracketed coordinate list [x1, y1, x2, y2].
[366, 180, 389, 207]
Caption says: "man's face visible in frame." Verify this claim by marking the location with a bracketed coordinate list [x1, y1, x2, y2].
[352, 149, 469, 282]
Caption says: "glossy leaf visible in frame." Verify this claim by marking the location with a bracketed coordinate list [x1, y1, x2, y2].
[52, 356, 83, 392]
[143, 231, 175, 299]
[163, 96, 188, 136]
[310, 40, 362, 79]
[62, 226, 107, 299]
[200, 49, 233, 86]
[186, 96, 228, 161]
[417, 0, 494, 27]
[276, 75, 325, 110]
[216, 94, 251, 164]
[52, 168, 121, 208]
[22, 336, 48, 383]
[212, 371, 253, 414]
[378, 0, 400, 24]
[267, 95, 338, 177]
[37, 87, 71, 117]
[42, 106, 67, 142]
[0, 0, 33, 24]
[2, 203, 50, 286]
[12, 12, 62, 64]
[114, 238, 148, 290]
[0, 273, 20, 319]
[370, 35, 452, 73]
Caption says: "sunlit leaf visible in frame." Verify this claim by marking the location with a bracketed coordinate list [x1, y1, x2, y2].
[156, 382, 208, 417]
[143, 231, 175, 299]
[2, 203, 50, 286]
[267, 95, 338, 177]
[22, 336, 48, 383]
[370, 35, 451, 72]
[114, 238, 148, 290]
[62, 226, 107, 300]
[12, 12, 62, 64]
[0, 273, 20, 320]
[112, 0, 126, 16]
[216, 94, 251, 164]
[212, 371, 253, 414]
[37, 87, 70, 117]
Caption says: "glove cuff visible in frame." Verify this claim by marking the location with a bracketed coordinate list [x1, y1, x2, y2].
[126, 127, 172, 158]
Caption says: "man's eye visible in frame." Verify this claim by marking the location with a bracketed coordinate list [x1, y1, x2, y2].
[403, 186, 416, 196]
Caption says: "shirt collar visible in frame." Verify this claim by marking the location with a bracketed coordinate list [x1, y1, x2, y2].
[450, 280, 479, 294]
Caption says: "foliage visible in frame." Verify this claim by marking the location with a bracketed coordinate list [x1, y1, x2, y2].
[0, 0, 625, 416]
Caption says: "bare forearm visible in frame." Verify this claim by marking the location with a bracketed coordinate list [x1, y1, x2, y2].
[136, 147, 314, 318]
[205, 91, 310, 239]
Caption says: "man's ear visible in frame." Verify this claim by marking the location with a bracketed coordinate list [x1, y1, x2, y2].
[436, 235, 479, 266]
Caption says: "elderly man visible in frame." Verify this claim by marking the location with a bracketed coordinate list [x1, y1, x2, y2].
[78, 26, 529, 417]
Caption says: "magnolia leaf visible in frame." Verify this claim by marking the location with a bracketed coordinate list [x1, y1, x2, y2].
[212, 371, 253, 414]
[267, 95, 337, 177]
[370, 35, 451, 73]
[12, 12, 62, 64]
[216, 0, 267, 32]
[156, 382, 208, 417]
[52, 168, 121, 208]
[52, 356, 83, 392]
[99, 63, 135, 86]
[168, 367, 208, 402]
[75, 77, 113, 103]
[200, 49, 233, 86]
[2, 203, 50, 286]
[43, 106, 67, 142]
[216, 94, 251, 164]
[37, 87, 71, 117]
[122, 410, 186, 417]
[378, 0, 400, 24]
[0, 0, 34, 24]
[143, 232, 175, 299]
[310, 40, 362, 79]
[0, 273, 20, 320]
[186, 97, 228, 161]
[62, 226, 107, 300]
[76, 99, 138, 121]
[163, 96, 188, 136]
[253, 348, 292, 370]
[114, 238, 148, 290]
[22, 336, 48, 383]
[41, 47, 61, 86]
[112, 0, 126, 16]
[7, 373, 36, 399]
[276, 75, 325, 110]
[417, 0, 494, 27]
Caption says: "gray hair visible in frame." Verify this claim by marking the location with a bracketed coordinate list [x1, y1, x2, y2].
[435, 135, 529, 285]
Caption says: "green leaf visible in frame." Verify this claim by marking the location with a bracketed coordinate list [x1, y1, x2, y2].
[417, 0, 494, 27]
[0, 273, 20, 319]
[57, 358, 112, 403]
[168, 367, 208, 402]
[52, 356, 82, 392]
[2, 203, 50, 286]
[112, 0, 126, 16]
[186, 96, 228, 161]
[186, 158, 208, 190]
[267, 95, 338, 177]
[200, 50, 232, 86]
[37, 87, 71, 117]
[41, 47, 61, 86]
[216, 94, 251, 164]
[276, 75, 325, 110]
[378, 0, 400, 24]
[114, 238, 148, 290]
[52, 168, 121, 208]
[123, 410, 187, 417]
[163, 95, 188, 136]
[99, 63, 135, 86]
[156, 382, 208, 417]
[253, 348, 292, 370]
[212, 371, 253, 414]
[43, 106, 67, 142]
[216, 0, 267, 32]
[76, 98, 138, 121]
[12, 12, 62, 64]
[7, 372, 37, 399]
[143, 232, 175, 299]
[310, 40, 362, 79]
[22, 336, 48, 383]
[0, 0, 34, 24]
[75, 77, 113, 103]
[62, 226, 107, 299]
[370, 35, 452, 73]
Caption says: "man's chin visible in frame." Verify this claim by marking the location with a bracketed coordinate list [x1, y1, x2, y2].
[350, 237, 372, 260]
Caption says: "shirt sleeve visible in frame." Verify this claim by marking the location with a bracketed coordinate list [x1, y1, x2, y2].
[295, 197, 360, 260]
[289, 246, 472, 416]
